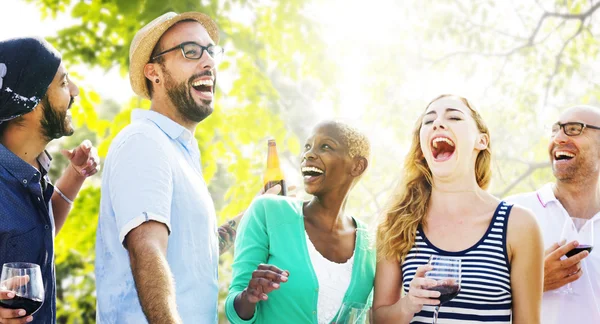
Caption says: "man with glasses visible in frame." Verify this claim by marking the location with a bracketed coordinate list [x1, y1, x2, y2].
[507, 105, 600, 324]
[94, 12, 281, 323]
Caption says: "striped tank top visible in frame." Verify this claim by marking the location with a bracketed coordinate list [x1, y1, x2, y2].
[401, 201, 513, 324]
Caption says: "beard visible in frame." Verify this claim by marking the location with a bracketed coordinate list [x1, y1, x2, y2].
[551, 151, 599, 182]
[163, 69, 214, 123]
[40, 95, 74, 140]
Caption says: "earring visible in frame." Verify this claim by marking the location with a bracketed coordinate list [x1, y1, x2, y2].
[155, 79, 160, 83]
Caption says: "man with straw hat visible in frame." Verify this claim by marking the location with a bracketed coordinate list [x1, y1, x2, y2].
[95, 12, 282, 323]
[0, 37, 100, 324]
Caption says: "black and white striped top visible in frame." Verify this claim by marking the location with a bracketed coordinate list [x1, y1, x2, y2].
[401, 201, 513, 324]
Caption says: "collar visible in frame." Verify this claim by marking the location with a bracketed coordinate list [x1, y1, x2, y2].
[536, 183, 559, 208]
[131, 109, 194, 144]
[37, 149, 52, 174]
[0, 143, 50, 186]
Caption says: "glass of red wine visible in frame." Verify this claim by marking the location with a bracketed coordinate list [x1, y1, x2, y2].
[0, 263, 44, 317]
[425, 255, 461, 324]
[557, 217, 594, 295]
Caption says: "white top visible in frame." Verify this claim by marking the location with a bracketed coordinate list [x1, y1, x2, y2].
[507, 183, 600, 324]
[306, 232, 354, 324]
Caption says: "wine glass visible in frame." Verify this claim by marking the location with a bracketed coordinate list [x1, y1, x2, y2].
[425, 256, 462, 324]
[556, 217, 594, 295]
[335, 301, 369, 324]
[0, 263, 44, 317]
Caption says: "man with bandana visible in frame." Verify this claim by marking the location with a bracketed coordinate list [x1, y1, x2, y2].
[0, 37, 100, 323]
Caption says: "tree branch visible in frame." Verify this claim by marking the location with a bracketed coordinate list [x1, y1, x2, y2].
[542, 22, 585, 108]
[495, 161, 549, 197]
[429, 2, 600, 66]
[546, 1, 600, 19]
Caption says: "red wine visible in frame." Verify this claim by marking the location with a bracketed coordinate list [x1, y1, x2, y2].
[566, 245, 593, 258]
[0, 296, 43, 316]
[264, 180, 287, 196]
[429, 284, 460, 304]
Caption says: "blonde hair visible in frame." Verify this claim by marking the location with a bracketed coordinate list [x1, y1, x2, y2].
[377, 94, 492, 263]
[319, 120, 371, 160]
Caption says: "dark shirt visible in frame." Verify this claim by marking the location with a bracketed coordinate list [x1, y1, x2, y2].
[0, 143, 56, 323]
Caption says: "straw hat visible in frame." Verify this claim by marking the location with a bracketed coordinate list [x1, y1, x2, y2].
[129, 11, 219, 99]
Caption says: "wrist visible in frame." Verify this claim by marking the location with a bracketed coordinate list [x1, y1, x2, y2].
[54, 187, 74, 204]
[240, 289, 255, 304]
[398, 295, 415, 316]
[69, 163, 86, 179]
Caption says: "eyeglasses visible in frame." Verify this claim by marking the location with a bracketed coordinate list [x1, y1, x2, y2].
[551, 122, 600, 136]
[151, 42, 224, 62]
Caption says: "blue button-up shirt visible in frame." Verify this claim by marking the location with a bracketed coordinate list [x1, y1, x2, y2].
[0, 144, 56, 323]
[95, 109, 219, 323]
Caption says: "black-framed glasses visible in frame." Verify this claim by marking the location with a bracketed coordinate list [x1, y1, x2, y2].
[551, 122, 600, 136]
[151, 42, 224, 61]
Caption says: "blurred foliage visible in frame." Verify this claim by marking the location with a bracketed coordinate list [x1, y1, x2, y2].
[22, 0, 600, 322]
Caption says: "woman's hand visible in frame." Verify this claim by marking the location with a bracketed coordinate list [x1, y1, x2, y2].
[242, 264, 289, 304]
[401, 264, 440, 315]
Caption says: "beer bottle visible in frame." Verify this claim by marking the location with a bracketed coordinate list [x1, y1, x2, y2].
[263, 139, 287, 196]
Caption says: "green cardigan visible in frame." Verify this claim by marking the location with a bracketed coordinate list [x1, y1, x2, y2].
[225, 195, 376, 324]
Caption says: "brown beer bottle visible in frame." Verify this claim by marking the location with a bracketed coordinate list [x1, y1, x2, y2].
[263, 139, 287, 196]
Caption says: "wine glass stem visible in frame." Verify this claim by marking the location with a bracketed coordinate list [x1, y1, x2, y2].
[432, 306, 440, 324]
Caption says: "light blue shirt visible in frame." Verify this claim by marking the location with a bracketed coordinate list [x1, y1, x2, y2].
[95, 109, 219, 323]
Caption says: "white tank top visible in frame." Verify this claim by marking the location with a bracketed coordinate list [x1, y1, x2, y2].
[305, 232, 354, 324]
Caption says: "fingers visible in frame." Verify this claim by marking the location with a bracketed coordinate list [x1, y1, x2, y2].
[59, 148, 74, 160]
[245, 264, 289, 303]
[80, 139, 92, 151]
[0, 306, 32, 322]
[263, 184, 281, 196]
[251, 269, 288, 283]
[257, 264, 289, 276]
[563, 268, 584, 284]
[560, 249, 589, 269]
[548, 240, 578, 260]
[409, 285, 441, 299]
[81, 147, 100, 177]
[0, 291, 15, 300]
[408, 296, 440, 306]
[1, 276, 30, 291]
[414, 265, 433, 278]
[409, 277, 438, 290]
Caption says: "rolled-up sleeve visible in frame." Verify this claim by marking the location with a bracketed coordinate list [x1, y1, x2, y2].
[108, 132, 174, 245]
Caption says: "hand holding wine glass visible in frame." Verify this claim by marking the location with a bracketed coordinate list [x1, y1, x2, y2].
[424, 256, 462, 324]
[402, 264, 441, 316]
[555, 217, 594, 294]
[0, 263, 44, 322]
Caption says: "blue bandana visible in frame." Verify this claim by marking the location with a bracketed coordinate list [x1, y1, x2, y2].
[0, 37, 62, 123]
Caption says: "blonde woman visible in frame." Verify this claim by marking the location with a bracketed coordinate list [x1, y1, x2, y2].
[373, 95, 543, 324]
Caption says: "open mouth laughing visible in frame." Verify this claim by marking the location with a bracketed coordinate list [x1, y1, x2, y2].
[553, 149, 576, 164]
[431, 136, 456, 162]
[301, 166, 324, 183]
[191, 78, 214, 100]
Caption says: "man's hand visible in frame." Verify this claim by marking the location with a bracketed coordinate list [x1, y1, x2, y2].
[60, 139, 100, 178]
[543, 240, 590, 292]
[0, 276, 33, 323]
